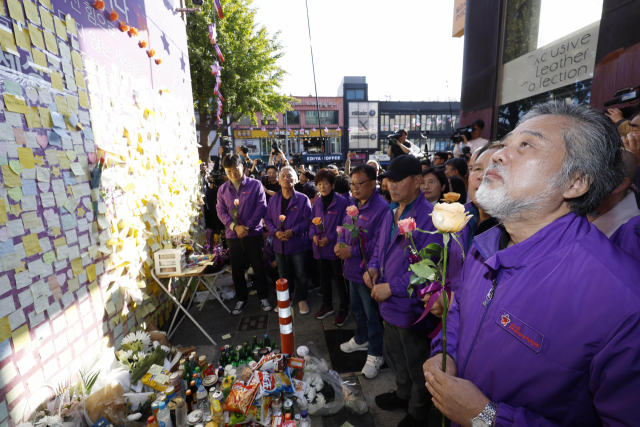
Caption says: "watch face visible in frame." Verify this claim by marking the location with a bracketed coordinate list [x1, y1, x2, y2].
[471, 419, 490, 427]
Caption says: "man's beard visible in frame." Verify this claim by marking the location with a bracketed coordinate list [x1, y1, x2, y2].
[476, 164, 555, 222]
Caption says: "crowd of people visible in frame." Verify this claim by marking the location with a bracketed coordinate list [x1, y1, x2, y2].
[200, 101, 640, 427]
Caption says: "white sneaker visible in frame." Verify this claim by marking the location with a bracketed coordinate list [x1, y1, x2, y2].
[261, 299, 272, 311]
[232, 301, 246, 316]
[362, 355, 384, 379]
[340, 337, 369, 353]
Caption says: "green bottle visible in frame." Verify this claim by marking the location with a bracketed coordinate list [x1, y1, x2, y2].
[264, 334, 271, 348]
[252, 335, 259, 350]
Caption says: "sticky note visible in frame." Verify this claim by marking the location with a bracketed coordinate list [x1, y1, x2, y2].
[25, 107, 41, 128]
[78, 90, 88, 109]
[0, 316, 11, 343]
[86, 264, 96, 282]
[27, 23, 45, 50]
[0, 201, 7, 225]
[3, 79, 22, 96]
[39, 0, 52, 10]
[54, 95, 68, 116]
[13, 127, 26, 145]
[70, 257, 82, 277]
[23, 233, 43, 257]
[66, 14, 77, 36]
[12, 23, 31, 52]
[71, 50, 82, 70]
[32, 48, 48, 70]
[39, 7, 54, 32]
[1, 165, 21, 187]
[18, 147, 35, 169]
[23, 1, 39, 24]
[0, 26, 18, 56]
[43, 29, 58, 55]
[12, 324, 31, 351]
[53, 16, 67, 42]
[7, 0, 25, 24]
[74, 69, 86, 90]
[222, 334, 231, 340]
[38, 107, 52, 128]
[7, 187, 22, 202]
[3, 94, 28, 114]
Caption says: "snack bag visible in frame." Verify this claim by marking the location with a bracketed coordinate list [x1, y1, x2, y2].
[292, 378, 306, 399]
[251, 396, 272, 427]
[254, 353, 286, 373]
[224, 375, 260, 416]
[254, 370, 293, 398]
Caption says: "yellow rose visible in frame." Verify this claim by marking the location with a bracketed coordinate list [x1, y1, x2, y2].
[441, 192, 460, 203]
[312, 217, 322, 226]
[430, 202, 473, 233]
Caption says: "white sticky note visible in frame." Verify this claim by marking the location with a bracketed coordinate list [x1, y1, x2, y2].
[8, 309, 26, 330]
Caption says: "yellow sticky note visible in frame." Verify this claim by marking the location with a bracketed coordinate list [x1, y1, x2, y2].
[39, 106, 52, 128]
[53, 16, 67, 41]
[39, 0, 52, 10]
[50, 71, 63, 92]
[66, 14, 77, 36]
[13, 24, 31, 53]
[0, 0, 5, 16]
[39, 7, 53, 32]
[27, 23, 45, 50]
[43, 28, 58, 55]
[0, 316, 11, 343]
[66, 95, 78, 115]
[18, 147, 35, 169]
[74, 69, 86, 90]
[3, 94, 28, 114]
[87, 264, 97, 282]
[70, 257, 83, 277]
[12, 324, 31, 352]
[0, 27, 18, 56]
[53, 237, 66, 248]
[1, 165, 21, 187]
[78, 90, 88, 109]
[65, 305, 78, 324]
[23, 1, 39, 24]
[58, 155, 70, 170]
[71, 50, 82, 70]
[25, 106, 41, 128]
[7, 0, 25, 24]
[32, 48, 47, 69]
[0, 200, 7, 225]
[55, 95, 68, 116]
[23, 232, 43, 257]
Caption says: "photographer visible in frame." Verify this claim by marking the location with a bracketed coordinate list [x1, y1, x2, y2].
[605, 108, 633, 137]
[432, 151, 448, 166]
[236, 146, 252, 167]
[387, 129, 412, 158]
[453, 119, 487, 157]
[262, 165, 281, 202]
[216, 154, 271, 315]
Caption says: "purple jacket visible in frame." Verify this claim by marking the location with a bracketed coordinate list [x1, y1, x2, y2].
[368, 193, 465, 330]
[431, 213, 640, 427]
[264, 190, 312, 255]
[339, 190, 390, 283]
[609, 214, 640, 260]
[216, 175, 267, 239]
[309, 192, 350, 260]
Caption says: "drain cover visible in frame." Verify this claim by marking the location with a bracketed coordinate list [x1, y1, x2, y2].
[239, 315, 268, 331]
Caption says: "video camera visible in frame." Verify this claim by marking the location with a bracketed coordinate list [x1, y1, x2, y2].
[220, 136, 232, 155]
[290, 154, 302, 167]
[271, 142, 282, 155]
[604, 85, 640, 117]
[450, 126, 474, 143]
[387, 131, 404, 145]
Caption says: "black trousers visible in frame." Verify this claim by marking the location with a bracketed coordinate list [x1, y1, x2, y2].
[384, 323, 433, 420]
[319, 258, 349, 310]
[227, 235, 268, 301]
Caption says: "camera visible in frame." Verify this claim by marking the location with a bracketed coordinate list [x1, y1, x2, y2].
[240, 146, 249, 155]
[387, 131, 403, 145]
[603, 85, 640, 117]
[290, 154, 302, 167]
[220, 137, 232, 155]
[450, 126, 474, 143]
[271, 142, 281, 155]
[255, 158, 263, 165]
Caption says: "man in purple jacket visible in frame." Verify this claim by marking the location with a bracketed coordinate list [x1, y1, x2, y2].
[424, 101, 640, 427]
[264, 166, 313, 315]
[364, 155, 464, 427]
[216, 154, 271, 315]
[335, 164, 389, 379]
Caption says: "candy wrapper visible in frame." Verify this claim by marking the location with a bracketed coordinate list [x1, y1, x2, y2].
[224, 375, 259, 415]
[292, 378, 306, 399]
[254, 369, 293, 399]
[254, 353, 287, 373]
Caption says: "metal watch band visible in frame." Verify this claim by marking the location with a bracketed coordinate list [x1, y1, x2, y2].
[471, 401, 498, 427]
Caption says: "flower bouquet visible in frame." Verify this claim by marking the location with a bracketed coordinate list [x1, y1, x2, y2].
[341, 205, 373, 284]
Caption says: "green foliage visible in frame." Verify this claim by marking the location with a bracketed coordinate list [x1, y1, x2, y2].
[419, 243, 442, 260]
[186, 0, 297, 160]
[131, 346, 169, 383]
[79, 368, 100, 396]
[407, 273, 427, 297]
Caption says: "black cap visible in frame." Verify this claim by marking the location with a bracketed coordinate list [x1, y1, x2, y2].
[380, 155, 422, 181]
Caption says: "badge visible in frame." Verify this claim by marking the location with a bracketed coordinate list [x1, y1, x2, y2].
[495, 309, 544, 353]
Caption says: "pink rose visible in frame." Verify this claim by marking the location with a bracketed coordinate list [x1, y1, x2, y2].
[336, 226, 345, 234]
[346, 205, 359, 217]
[233, 199, 239, 206]
[279, 215, 286, 222]
[398, 218, 417, 235]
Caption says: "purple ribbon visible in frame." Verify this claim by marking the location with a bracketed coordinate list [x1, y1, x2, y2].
[408, 280, 452, 338]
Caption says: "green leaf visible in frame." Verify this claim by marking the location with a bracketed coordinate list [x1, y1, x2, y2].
[362, 229, 368, 233]
[451, 232, 466, 261]
[409, 259, 438, 281]
[410, 274, 427, 285]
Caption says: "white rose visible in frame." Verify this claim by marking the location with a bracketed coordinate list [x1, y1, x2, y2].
[430, 202, 473, 233]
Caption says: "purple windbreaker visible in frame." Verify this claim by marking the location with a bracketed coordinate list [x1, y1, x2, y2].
[609, 214, 640, 260]
[339, 189, 391, 283]
[431, 213, 640, 426]
[216, 175, 267, 239]
[264, 190, 312, 255]
[309, 192, 350, 260]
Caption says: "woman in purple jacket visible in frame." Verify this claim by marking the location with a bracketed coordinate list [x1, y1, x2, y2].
[309, 168, 350, 325]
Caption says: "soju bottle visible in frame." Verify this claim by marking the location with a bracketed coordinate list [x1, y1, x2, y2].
[252, 335, 259, 350]
[264, 334, 271, 348]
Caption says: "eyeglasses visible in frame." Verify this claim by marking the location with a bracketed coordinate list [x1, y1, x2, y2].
[350, 179, 372, 190]
[421, 180, 439, 187]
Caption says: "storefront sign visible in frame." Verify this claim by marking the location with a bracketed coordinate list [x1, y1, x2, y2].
[349, 153, 368, 165]
[501, 21, 599, 105]
[303, 154, 344, 163]
[348, 102, 378, 150]
[234, 129, 341, 138]
[452, 0, 465, 38]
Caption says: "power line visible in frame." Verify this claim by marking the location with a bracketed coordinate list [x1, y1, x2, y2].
[305, 0, 324, 168]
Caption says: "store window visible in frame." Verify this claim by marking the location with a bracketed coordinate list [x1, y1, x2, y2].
[346, 90, 365, 100]
[285, 111, 300, 125]
[305, 111, 339, 125]
[237, 115, 252, 126]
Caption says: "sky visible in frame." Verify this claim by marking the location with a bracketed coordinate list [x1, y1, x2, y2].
[252, 0, 465, 102]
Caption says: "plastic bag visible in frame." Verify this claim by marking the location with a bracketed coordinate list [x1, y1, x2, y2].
[86, 382, 126, 424]
[300, 342, 329, 374]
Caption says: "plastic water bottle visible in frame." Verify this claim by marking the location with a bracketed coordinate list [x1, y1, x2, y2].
[157, 401, 173, 427]
[299, 410, 309, 427]
[196, 384, 209, 415]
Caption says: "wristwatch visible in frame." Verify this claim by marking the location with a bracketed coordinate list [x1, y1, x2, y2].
[470, 402, 498, 427]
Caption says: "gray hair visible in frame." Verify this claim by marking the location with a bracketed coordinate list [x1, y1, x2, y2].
[517, 101, 625, 217]
[279, 166, 298, 182]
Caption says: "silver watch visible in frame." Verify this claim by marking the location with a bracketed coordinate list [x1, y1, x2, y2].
[470, 402, 498, 427]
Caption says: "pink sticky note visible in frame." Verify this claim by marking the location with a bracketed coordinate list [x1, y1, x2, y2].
[13, 127, 26, 145]
[36, 134, 49, 148]
[86, 211, 94, 222]
[88, 153, 96, 164]
[38, 181, 50, 192]
[43, 208, 56, 220]
[0, 227, 8, 242]
[56, 273, 66, 287]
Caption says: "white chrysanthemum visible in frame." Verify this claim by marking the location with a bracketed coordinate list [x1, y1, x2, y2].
[36, 415, 63, 427]
[121, 330, 151, 353]
[118, 349, 134, 362]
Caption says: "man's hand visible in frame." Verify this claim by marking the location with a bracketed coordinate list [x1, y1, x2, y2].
[265, 189, 276, 197]
[423, 353, 457, 378]
[334, 244, 352, 260]
[234, 224, 249, 239]
[218, 146, 225, 156]
[605, 108, 624, 124]
[363, 268, 378, 288]
[283, 230, 294, 239]
[347, 152, 355, 159]
[422, 291, 455, 318]
[275, 231, 287, 241]
[460, 134, 468, 144]
[623, 133, 640, 167]
[318, 237, 330, 247]
[253, 159, 259, 165]
[425, 368, 490, 427]
[371, 283, 392, 303]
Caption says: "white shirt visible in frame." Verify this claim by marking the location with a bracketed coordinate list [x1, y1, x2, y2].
[592, 191, 640, 237]
[453, 137, 488, 158]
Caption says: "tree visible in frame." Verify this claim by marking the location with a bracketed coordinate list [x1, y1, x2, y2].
[186, 0, 296, 162]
